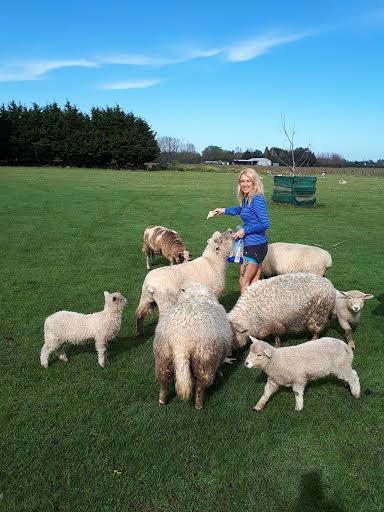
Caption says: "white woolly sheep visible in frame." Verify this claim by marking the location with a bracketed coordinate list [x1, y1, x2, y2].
[261, 242, 332, 278]
[136, 230, 233, 337]
[40, 291, 127, 368]
[143, 225, 190, 269]
[245, 336, 360, 411]
[228, 272, 336, 348]
[333, 290, 374, 349]
[154, 281, 233, 409]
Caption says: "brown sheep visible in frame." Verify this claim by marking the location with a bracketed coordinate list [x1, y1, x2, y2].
[142, 225, 189, 269]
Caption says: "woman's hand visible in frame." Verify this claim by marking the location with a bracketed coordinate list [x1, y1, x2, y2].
[232, 229, 245, 239]
[212, 208, 225, 216]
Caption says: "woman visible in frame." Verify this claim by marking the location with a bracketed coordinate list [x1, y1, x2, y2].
[213, 167, 270, 294]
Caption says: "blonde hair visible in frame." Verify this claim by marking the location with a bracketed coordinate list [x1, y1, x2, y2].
[237, 167, 264, 204]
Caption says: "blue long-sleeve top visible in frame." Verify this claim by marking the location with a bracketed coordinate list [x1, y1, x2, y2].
[224, 195, 270, 246]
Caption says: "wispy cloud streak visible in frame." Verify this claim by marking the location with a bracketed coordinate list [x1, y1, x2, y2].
[0, 59, 98, 81]
[225, 32, 311, 62]
[99, 79, 161, 90]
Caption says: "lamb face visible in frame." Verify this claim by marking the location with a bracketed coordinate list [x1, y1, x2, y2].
[340, 290, 374, 313]
[207, 230, 233, 258]
[245, 338, 274, 370]
[104, 291, 128, 310]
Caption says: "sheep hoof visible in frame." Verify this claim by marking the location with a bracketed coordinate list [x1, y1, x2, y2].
[195, 404, 203, 410]
[348, 340, 355, 350]
[253, 404, 264, 412]
[41, 363, 49, 369]
[224, 357, 236, 364]
[158, 400, 166, 406]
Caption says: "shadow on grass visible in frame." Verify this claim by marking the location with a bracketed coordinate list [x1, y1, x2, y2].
[293, 471, 344, 512]
[372, 293, 384, 316]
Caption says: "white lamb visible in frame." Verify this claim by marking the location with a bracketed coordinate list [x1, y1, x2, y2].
[245, 336, 360, 411]
[136, 230, 233, 337]
[228, 273, 336, 348]
[333, 290, 374, 349]
[154, 281, 233, 409]
[41, 291, 127, 368]
[261, 242, 332, 277]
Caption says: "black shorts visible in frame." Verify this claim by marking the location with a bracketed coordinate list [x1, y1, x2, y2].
[243, 243, 268, 264]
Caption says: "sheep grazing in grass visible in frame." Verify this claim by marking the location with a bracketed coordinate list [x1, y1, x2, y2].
[245, 336, 360, 411]
[40, 291, 127, 368]
[136, 230, 233, 337]
[154, 281, 232, 409]
[333, 290, 374, 349]
[143, 225, 190, 270]
[261, 242, 332, 278]
[228, 273, 336, 348]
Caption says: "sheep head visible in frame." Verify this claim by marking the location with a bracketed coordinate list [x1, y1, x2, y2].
[207, 230, 233, 258]
[244, 337, 275, 370]
[339, 290, 374, 313]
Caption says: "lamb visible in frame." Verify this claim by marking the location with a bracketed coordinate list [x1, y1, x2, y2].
[136, 230, 233, 337]
[142, 225, 190, 269]
[245, 337, 360, 411]
[333, 290, 374, 349]
[154, 281, 233, 409]
[228, 273, 336, 348]
[40, 291, 127, 368]
[261, 242, 332, 278]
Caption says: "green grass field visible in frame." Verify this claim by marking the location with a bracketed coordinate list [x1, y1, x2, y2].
[1, 167, 383, 512]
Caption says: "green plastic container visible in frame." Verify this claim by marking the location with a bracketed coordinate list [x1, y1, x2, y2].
[272, 175, 317, 206]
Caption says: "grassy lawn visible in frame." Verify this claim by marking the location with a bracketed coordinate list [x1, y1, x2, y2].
[1, 166, 383, 512]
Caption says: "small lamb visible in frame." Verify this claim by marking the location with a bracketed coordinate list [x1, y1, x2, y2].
[333, 290, 374, 349]
[143, 225, 189, 269]
[40, 291, 127, 368]
[245, 336, 360, 411]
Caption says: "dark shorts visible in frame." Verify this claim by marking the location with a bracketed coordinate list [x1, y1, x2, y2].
[243, 243, 268, 264]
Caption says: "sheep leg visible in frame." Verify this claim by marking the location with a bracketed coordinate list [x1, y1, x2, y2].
[136, 294, 155, 337]
[254, 378, 279, 411]
[159, 380, 169, 405]
[95, 338, 107, 367]
[274, 336, 281, 348]
[195, 382, 205, 410]
[223, 357, 236, 364]
[344, 329, 355, 349]
[57, 346, 68, 363]
[146, 254, 151, 270]
[292, 383, 306, 411]
[337, 368, 360, 398]
[40, 343, 54, 368]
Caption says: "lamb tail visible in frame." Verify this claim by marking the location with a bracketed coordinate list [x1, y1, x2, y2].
[174, 353, 192, 401]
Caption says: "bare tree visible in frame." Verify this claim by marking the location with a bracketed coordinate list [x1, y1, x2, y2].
[272, 116, 314, 175]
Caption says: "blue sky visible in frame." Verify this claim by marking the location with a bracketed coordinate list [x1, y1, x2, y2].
[1, 0, 383, 160]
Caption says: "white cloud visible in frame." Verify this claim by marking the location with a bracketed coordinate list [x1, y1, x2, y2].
[99, 79, 161, 90]
[226, 32, 311, 62]
[0, 59, 98, 81]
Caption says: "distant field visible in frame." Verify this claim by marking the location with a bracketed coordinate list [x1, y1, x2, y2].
[170, 163, 384, 176]
[1, 166, 383, 512]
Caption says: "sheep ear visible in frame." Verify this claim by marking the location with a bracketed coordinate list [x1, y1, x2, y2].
[249, 336, 258, 344]
[364, 294, 374, 300]
[339, 291, 348, 298]
[231, 322, 247, 334]
[104, 291, 110, 298]
[263, 348, 273, 358]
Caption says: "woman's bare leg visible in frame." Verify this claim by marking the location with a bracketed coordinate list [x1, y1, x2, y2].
[239, 259, 259, 294]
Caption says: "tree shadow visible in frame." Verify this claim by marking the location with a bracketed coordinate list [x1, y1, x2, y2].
[293, 471, 344, 512]
[372, 293, 384, 316]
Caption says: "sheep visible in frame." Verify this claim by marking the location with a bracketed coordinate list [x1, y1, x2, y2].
[261, 242, 332, 278]
[333, 290, 374, 349]
[154, 281, 233, 409]
[228, 272, 336, 348]
[245, 336, 360, 411]
[142, 225, 190, 270]
[136, 230, 233, 337]
[339, 179, 347, 185]
[40, 291, 127, 368]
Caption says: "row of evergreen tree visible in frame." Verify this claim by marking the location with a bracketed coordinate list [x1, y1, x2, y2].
[0, 101, 159, 168]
